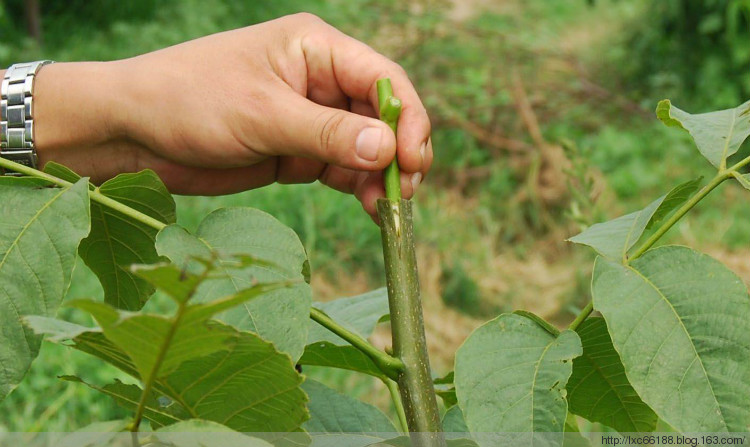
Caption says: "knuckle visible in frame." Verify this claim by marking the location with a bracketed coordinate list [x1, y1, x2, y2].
[315, 111, 346, 155]
[289, 12, 325, 26]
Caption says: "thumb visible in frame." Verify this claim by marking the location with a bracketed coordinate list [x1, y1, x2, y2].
[272, 93, 396, 171]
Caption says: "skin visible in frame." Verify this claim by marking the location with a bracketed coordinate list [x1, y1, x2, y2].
[5, 13, 432, 219]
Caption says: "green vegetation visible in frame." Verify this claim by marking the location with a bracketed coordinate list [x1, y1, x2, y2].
[1, 0, 749, 438]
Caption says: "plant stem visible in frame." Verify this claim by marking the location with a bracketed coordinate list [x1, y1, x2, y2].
[378, 199, 445, 446]
[309, 307, 404, 380]
[568, 301, 593, 332]
[627, 171, 731, 263]
[377, 79, 402, 203]
[384, 377, 409, 433]
[131, 297, 190, 432]
[0, 157, 167, 231]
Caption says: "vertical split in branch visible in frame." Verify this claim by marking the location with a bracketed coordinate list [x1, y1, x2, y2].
[376, 78, 445, 446]
[377, 79, 403, 203]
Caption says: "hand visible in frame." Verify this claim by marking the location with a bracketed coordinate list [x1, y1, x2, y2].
[32, 13, 432, 218]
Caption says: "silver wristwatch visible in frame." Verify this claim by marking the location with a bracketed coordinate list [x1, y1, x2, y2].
[1, 60, 54, 175]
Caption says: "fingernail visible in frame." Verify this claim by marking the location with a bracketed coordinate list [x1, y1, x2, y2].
[420, 141, 427, 160]
[356, 127, 383, 162]
[411, 172, 423, 191]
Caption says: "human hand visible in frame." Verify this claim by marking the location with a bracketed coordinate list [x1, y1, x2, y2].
[32, 13, 432, 218]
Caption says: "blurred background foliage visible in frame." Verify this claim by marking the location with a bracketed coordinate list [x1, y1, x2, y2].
[1, 0, 749, 432]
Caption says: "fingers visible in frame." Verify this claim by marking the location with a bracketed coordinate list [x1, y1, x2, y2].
[318, 165, 417, 219]
[301, 26, 431, 175]
[269, 89, 396, 171]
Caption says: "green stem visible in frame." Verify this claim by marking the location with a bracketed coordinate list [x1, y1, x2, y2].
[627, 171, 731, 263]
[309, 307, 404, 380]
[0, 157, 167, 231]
[378, 199, 445, 446]
[131, 301, 187, 432]
[568, 301, 593, 332]
[377, 78, 402, 203]
[384, 377, 409, 433]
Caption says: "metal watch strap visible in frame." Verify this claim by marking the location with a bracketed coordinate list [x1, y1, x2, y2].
[1, 60, 53, 175]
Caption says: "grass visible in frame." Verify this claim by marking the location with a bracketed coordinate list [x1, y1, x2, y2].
[2, 0, 750, 432]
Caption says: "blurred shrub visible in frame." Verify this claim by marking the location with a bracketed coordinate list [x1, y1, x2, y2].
[620, 0, 750, 109]
[440, 261, 483, 316]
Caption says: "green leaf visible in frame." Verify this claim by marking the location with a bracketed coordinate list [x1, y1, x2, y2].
[61, 375, 188, 429]
[656, 99, 750, 168]
[156, 210, 311, 361]
[513, 310, 561, 336]
[84, 170, 175, 310]
[592, 246, 750, 432]
[367, 436, 477, 447]
[731, 172, 750, 190]
[0, 178, 90, 400]
[454, 313, 582, 446]
[68, 297, 241, 383]
[300, 289, 390, 379]
[308, 289, 390, 345]
[46, 164, 176, 310]
[54, 420, 130, 447]
[154, 420, 273, 447]
[31, 318, 309, 433]
[299, 342, 385, 379]
[562, 414, 591, 447]
[302, 379, 397, 433]
[43, 161, 88, 184]
[569, 178, 702, 260]
[434, 371, 454, 385]
[442, 405, 469, 433]
[645, 177, 702, 229]
[436, 387, 458, 408]
[567, 317, 657, 432]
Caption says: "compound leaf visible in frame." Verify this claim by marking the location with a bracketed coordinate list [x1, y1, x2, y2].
[656, 99, 750, 169]
[0, 178, 90, 400]
[592, 246, 750, 432]
[454, 313, 582, 447]
[567, 317, 657, 432]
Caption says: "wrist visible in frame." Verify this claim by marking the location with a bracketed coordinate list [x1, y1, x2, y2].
[33, 61, 128, 165]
